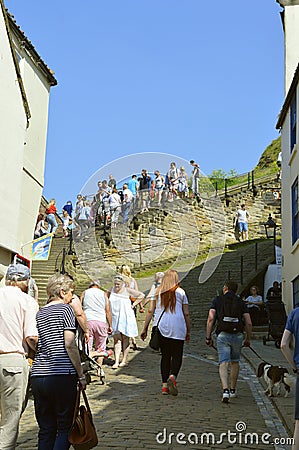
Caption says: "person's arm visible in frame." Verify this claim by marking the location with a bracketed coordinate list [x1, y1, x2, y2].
[70, 295, 89, 342]
[281, 329, 297, 372]
[80, 291, 85, 303]
[33, 283, 39, 302]
[243, 312, 252, 347]
[104, 293, 113, 334]
[182, 304, 190, 342]
[141, 300, 156, 340]
[206, 309, 216, 346]
[126, 287, 145, 307]
[25, 336, 38, 352]
[64, 329, 86, 389]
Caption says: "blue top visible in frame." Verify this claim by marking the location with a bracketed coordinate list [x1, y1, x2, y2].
[128, 178, 138, 195]
[285, 308, 299, 367]
[63, 203, 73, 216]
[32, 303, 77, 376]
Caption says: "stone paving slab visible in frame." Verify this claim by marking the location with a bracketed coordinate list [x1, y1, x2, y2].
[17, 332, 292, 450]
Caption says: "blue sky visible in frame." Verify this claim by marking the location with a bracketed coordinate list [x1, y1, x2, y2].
[6, 0, 284, 210]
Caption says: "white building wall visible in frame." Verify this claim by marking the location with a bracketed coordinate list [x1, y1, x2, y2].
[283, 4, 299, 93]
[13, 40, 52, 258]
[0, 8, 27, 261]
[281, 83, 299, 312]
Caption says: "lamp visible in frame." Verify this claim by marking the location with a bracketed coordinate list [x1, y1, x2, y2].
[263, 214, 277, 239]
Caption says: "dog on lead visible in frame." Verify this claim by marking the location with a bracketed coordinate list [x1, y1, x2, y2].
[257, 362, 295, 397]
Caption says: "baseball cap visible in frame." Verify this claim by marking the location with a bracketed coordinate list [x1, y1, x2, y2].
[6, 264, 30, 281]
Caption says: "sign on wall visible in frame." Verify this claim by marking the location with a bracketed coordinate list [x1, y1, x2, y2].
[30, 234, 53, 261]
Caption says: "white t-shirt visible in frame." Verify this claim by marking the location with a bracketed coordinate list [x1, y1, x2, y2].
[0, 286, 38, 354]
[123, 188, 133, 203]
[109, 192, 121, 209]
[246, 295, 263, 308]
[236, 209, 248, 223]
[82, 288, 106, 322]
[153, 287, 188, 340]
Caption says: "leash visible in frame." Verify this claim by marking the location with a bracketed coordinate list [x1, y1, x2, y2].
[244, 345, 271, 365]
[209, 341, 271, 365]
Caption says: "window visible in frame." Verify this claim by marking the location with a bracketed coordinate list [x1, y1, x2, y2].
[293, 276, 299, 308]
[290, 95, 297, 152]
[292, 178, 299, 245]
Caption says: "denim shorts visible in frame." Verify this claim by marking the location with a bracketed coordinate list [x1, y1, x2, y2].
[217, 332, 243, 364]
[238, 222, 248, 232]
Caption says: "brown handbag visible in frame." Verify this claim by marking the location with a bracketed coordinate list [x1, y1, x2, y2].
[69, 389, 98, 450]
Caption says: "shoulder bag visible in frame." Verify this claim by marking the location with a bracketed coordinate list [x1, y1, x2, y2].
[68, 389, 98, 450]
[149, 309, 165, 351]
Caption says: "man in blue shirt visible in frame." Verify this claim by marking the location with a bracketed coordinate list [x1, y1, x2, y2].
[281, 308, 299, 449]
[127, 175, 139, 203]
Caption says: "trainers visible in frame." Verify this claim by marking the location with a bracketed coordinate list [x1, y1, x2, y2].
[162, 387, 170, 395]
[230, 389, 237, 398]
[167, 375, 178, 396]
[222, 389, 230, 403]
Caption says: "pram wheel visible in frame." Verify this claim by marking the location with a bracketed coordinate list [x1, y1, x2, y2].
[263, 336, 267, 345]
[275, 339, 281, 349]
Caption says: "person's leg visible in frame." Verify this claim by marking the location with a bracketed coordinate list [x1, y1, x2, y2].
[31, 376, 57, 450]
[244, 222, 249, 240]
[217, 332, 231, 402]
[159, 334, 172, 387]
[219, 363, 229, 390]
[238, 222, 243, 242]
[87, 320, 95, 352]
[292, 421, 299, 450]
[54, 375, 77, 450]
[94, 322, 108, 367]
[169, 339, 184, 379]
[113, 334, 122, 368]
[0, 354, 29, 449]
[120, 334, 130, 365]
[230, 362, 240, 390]
[230, 333, 243, 392]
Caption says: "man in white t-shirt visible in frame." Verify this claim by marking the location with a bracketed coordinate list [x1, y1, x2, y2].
[122, 183, 133, 224]
[0, 264, 38, 449]
[234, 204, 250, 242]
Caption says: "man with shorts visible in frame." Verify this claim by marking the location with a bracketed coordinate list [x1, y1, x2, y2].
[281, 309, 299, 449]
[234, 204, 250, 242]
[206, 280, 252, 403]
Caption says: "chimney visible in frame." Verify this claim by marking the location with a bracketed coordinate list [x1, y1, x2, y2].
[277, 0, 299, 93]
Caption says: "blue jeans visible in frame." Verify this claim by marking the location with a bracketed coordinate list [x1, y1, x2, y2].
[217, 332, 243, 364]
[122, 202, 131, 224]
[47, 214, 58, 234]
[31, 375, 77, 450]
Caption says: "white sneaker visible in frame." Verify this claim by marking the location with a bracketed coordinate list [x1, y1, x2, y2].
[230, 389, 237, 398]
[222, 390, 230, 403]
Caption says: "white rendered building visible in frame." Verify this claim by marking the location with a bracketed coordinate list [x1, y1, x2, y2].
[276, 0, 299, 311]
[0, 2, 57, 275]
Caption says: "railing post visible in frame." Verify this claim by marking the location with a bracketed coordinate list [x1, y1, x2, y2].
[251, 170, 254, 189]
[255, 242, 258, 271]
[224, 178, 228, 197]
[227, 270, 231, 280]
[215, 181, 218, 197]
[240, 255, 244, 285]
[247, 172, 250, 189]
[61, 247, 66, 274]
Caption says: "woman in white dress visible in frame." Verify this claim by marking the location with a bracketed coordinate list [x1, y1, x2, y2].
[108, 275, 145, 368]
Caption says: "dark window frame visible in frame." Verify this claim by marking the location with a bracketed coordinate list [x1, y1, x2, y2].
[291, 95, 297, 152]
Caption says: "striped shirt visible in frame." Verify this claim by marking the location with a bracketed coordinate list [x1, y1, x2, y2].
[32, 303, 77, 376]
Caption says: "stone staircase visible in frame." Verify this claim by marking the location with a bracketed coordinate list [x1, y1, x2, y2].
[180, 239, 276, 333]
[32, 173, 281, 305]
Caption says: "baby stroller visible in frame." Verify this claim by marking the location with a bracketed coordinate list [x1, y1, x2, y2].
[262, 300, 287, 348]
[77, 328, 109, 385]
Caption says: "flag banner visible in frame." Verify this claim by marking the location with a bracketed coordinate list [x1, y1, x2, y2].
[30, 234, 53, 261]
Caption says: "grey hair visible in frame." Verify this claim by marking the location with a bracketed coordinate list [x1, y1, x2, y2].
[5, 279, 29, 292]
[47, 273, 75, 300]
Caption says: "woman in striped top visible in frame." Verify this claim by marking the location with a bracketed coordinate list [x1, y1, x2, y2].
[31, 274, 86, 450]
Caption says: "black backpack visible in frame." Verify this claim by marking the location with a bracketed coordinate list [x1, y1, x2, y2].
[217, 295, 244, 334]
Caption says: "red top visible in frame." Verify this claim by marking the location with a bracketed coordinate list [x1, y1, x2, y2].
[46, 204, 57, 214]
